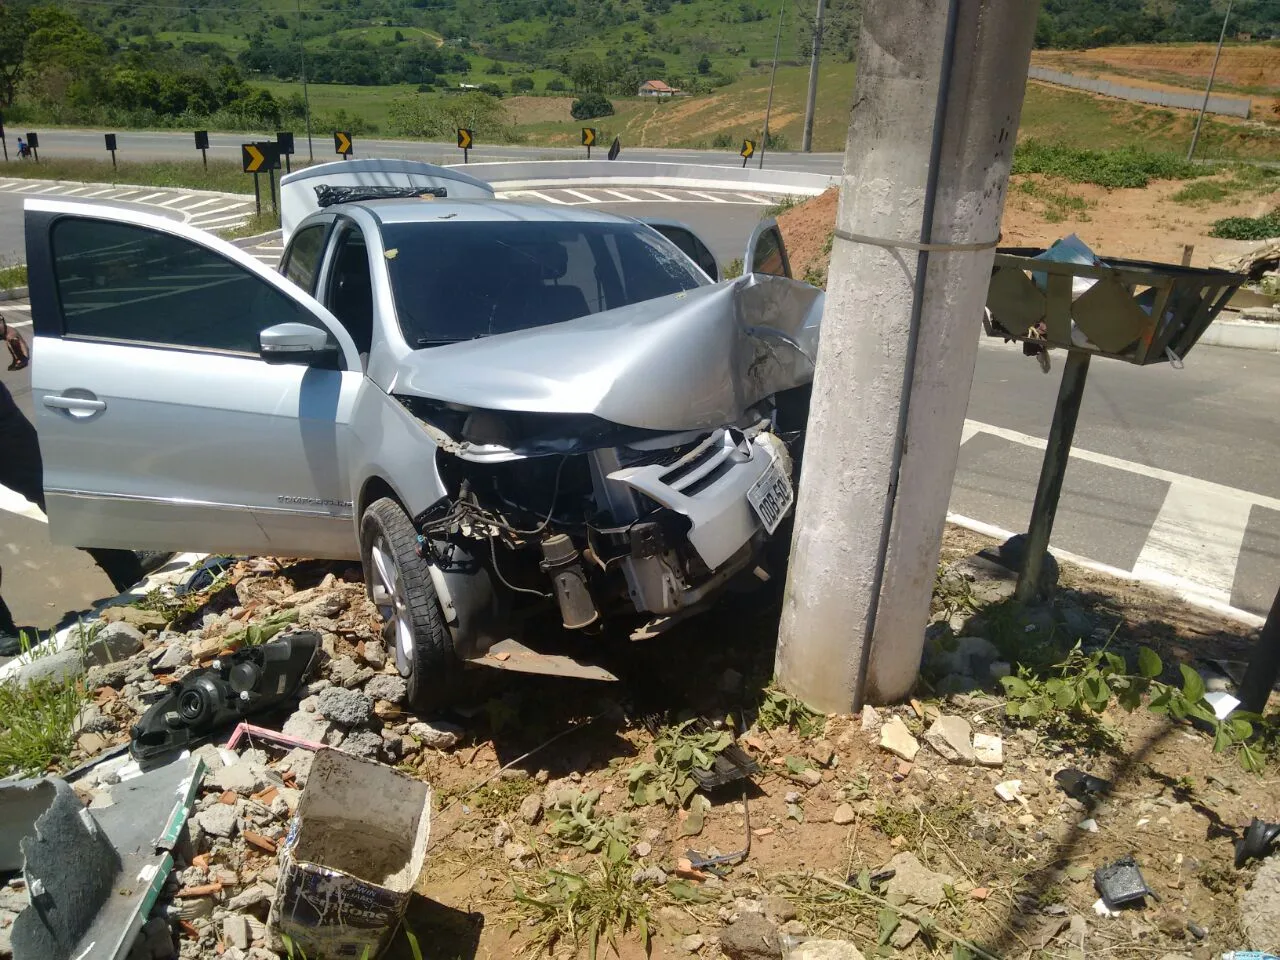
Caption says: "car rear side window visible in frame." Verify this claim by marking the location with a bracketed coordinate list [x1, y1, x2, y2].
[282, 223, 327, 294]
[50, 218, 319, 355]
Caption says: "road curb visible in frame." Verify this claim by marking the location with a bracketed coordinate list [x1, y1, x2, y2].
[1197, 316, 1280, 353]
[0, 285, 29, 302]
[0, 176, 250, 201]
[451, 160, 837, 195]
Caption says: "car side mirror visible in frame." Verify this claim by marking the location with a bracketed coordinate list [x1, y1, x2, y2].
[259, 322, 338, 367]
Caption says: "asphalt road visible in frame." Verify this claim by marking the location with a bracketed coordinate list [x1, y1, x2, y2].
[2, 180, 1277, 634]
[3, 127, 845, 174]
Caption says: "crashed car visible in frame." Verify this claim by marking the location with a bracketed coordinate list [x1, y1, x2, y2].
[24, 160, 823, 706]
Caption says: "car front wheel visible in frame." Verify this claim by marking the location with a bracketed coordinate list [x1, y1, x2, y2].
[360, 496, 457, 709]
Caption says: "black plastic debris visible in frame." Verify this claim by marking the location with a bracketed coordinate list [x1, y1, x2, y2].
[1094, 855, 1156, 910]
[130, 632, 319, 763]
[640, 714, 760, 790]
[1055, 767, 1113, 802]
[1235, 818, 1280, 869]
[174, 554, 238, 597]
[315, 184, 447, 207]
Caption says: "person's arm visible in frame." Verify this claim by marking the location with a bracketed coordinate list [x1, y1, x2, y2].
[1, 314, 30, 370]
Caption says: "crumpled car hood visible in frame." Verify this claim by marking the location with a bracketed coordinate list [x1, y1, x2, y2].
[393, 273, 824, 432]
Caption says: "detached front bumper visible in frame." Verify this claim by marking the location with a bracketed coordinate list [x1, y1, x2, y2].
[607, 427, 795, 571]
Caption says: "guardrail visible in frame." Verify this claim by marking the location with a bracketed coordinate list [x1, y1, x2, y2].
[446, 160, 838, 196]
[1028, 66, 1252, 118]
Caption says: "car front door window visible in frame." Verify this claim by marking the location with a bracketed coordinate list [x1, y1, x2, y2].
[324, 225, 375, 356]
[51, 218, 322, 356]
[281, 223, 328, 295]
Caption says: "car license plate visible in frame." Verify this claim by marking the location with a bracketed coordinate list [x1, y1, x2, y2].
[747, 459, 794, 535]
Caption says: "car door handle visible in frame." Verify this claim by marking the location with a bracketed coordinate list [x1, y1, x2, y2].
[43, 395, 107, 413]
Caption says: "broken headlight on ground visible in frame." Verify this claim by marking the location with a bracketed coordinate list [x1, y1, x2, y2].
[130, 632, 319, 762]
[402, 398, 802, 638]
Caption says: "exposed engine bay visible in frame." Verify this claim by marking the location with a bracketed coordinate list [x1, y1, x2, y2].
[399, 386, 809, 639]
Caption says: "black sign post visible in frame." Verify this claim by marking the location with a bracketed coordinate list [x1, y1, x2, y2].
[242, 141, 282, 216]
[456, 128, 473, 164]
[194, 130, 209, 170]
[607, 136, 621, 162]
[105, 133, 117, 169]
[0, 114, 6, 162]
[581, 127, 596, 160]
[26, 131, 39, 163]
[276, 131, 295, 174]
[334, 131, 353, 160]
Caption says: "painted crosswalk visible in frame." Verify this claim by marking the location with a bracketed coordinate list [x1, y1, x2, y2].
[0, 178, 256, 232]
[493, 186, 793, 206]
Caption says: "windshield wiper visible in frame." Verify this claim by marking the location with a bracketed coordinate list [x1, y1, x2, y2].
[416, 336, 480, 347]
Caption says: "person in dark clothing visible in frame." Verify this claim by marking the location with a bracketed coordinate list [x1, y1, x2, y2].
[1, 314, 168, 651]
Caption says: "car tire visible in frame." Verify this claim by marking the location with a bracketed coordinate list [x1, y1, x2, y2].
[360, 496, 457, 710]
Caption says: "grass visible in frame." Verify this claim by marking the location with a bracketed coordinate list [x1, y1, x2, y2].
[0, 671, 87, 778]
[511, 857, 654, 960]
[0, 158, 253, 194]
[1172, 163, 1280, 204]
[1210, 209, 1280, 240]
[1011, 139, 1208, 189]
[1015, 178, 1095, 223]
[0, 263, 27, 291]
[255, 80, 420, 133]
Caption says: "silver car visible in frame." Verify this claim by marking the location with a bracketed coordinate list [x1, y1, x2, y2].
[24, 162, 823, 706]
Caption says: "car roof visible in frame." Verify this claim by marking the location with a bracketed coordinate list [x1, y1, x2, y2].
[333, 197, 638, 227]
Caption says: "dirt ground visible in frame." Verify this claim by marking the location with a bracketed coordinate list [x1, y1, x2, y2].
[383, 522, 1278, 960]
[776, 167, 1280, 283]
[1033, 45, 1280, 119]
[503, 96, 576, 125]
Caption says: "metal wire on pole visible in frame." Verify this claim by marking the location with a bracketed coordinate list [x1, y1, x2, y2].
[758, 0, 785, 170]
[297, 0, 314, 163]
[1187, 0, 1232, 162]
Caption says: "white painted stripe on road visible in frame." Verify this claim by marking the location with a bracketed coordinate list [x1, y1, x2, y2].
[59, 186, 90, 196]
[637, 188, 682, 202]
[34, 184, 67, 194]
[735, 192, 770, 203]
[176, 197, 223, 212]
[562, 189, 602, 203]
[133, 192, 167, 203]
[520, 190, 569, 205]
[80, 188, 115, 198]
[157, 194, 191, 207]
[966, 420, 1280, 513]
[9, 182, 45, 192]
[189, 214, 249, 228]
[108, 190, 140, 199]
[188, 203, 250, 221]
[601, 189, 641, 202]
[686, 191, 728, 203]
[1131, 486, 1254, 608]
[948, 512, 1265, 627]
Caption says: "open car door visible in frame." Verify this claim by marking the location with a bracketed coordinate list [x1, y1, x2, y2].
[24, 199, 366, 560]
[745, 217, 792, 279]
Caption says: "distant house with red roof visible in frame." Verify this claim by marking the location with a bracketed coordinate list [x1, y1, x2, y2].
[638, 79, 680, 98]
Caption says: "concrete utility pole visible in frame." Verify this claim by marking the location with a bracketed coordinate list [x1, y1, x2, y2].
[758, 0, 785, 170]
[776, 0, 1041, 711]
[801, 0, 826, 153]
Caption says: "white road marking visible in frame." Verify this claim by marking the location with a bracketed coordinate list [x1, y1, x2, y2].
[10, 183, 45, 192]
[157, 194, 191, 207]
[686, 191, 728, 203]
[189, 213, 250, 228]
[1132, 485, 1254, 608]
[519, 190, 569, 205]
[966, 420, 1280, 513]
[59, 186, 89, 196]
[34, 184, 66, 194]
[949, 512, 1264, 627]
[132, 192, 167, 203]
[637, 188, 682, 202]
[562, 189, 603, 203]
[601, 189, 641, 202]
[80, 188, 115, 198]
[176, 197, 224, 212]
[735, 192, 769, 203]
[108, 190, 140, 199]
[187, 203, 251, 221]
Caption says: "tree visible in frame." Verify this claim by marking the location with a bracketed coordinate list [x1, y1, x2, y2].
[0, 1, 33, 108]
[571, 92, 613, 120]
[21, 5, 109, 107]
[696, 53, 711, 74]
[511, 75, 534, 93]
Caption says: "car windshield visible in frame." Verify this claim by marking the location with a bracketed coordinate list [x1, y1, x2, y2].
[379, 220, 706, 346]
